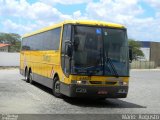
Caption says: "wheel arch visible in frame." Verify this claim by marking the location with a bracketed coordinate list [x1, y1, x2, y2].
[53, 72, 59, 81]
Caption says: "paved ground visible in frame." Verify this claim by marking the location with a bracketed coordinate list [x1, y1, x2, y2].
[0, 68, 160, 114]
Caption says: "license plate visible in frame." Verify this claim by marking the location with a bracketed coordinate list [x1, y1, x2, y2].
[98, 90, 108, 94]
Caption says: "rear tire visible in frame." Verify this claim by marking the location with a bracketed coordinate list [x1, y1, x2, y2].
[25, 68, 29, 83]
[29, 72, 34, 84]
[52, 77, 62, 98]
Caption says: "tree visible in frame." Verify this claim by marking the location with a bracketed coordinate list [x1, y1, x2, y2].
[128, 39, 144, 60]
[0, 33, 21, 52]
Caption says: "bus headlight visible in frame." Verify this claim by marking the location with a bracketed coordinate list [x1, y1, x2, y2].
[123, 82, 128, 85]
[118, 81, 128, 86]
[77, 81, 82, 84]
[71, 80, 88, 84]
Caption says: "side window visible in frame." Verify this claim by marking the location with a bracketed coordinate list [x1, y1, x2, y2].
[35, 34, 43, 50]
[27, 37, 30, 50]
[22, 27, 61, 51]
[52, 27, 61, 50]
[22, 38, 30, 50]
[29, 36, 34, 50]
[22, 38, 26, 50]
[43, 27, 61, 50]
[43, 30, 52, 50]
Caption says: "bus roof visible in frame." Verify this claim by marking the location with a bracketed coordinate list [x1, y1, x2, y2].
[22, 20, 125, 38]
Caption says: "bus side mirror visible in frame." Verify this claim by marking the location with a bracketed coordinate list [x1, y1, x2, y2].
[129, 46, 133, 62]
[65, 41, 72, 57]
[67, 45, 72, 57]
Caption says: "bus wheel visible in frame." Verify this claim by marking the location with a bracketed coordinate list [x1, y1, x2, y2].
[25, 68, 29, 83]
[29, 72, 34, 84]
[53, 77, 62, 98]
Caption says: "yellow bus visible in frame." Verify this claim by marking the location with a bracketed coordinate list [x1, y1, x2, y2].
[20, 20, 132, 98]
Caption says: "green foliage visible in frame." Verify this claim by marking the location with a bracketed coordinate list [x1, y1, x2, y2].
[0, 33, 21, 52]
[128, 39, 144, 60]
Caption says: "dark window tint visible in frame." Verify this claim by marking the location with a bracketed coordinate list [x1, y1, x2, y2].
[22, 27, 61, 51]
[22, 39, 28, 50]
[43, 28, 61, 50]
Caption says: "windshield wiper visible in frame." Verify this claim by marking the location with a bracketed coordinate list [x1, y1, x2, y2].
[73, 66, 102, 76]
[105, 57, 119, 78]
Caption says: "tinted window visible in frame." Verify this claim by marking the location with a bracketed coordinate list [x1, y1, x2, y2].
[22, 38, 30, 50]
[43, 28, 61, 50]
[22, 27, 61, 51]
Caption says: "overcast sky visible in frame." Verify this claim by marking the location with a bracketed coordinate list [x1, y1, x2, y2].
[0, 0, 160, 42]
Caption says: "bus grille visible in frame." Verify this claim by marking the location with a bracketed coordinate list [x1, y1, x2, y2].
[90, 81, 102, 84]
[90, 81, 117, 85]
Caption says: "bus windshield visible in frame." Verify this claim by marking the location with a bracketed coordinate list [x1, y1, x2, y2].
[71, 25, 129, 76]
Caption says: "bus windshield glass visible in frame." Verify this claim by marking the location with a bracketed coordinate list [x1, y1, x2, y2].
[71, 25, 129, 76]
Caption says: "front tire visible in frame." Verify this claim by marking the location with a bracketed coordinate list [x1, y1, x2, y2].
[52, 77, 62, 98]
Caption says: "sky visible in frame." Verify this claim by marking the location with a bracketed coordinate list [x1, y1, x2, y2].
[0, 0, 160, 42]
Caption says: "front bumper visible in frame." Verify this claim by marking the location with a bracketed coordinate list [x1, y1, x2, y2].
[60, 83, 128, 98]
